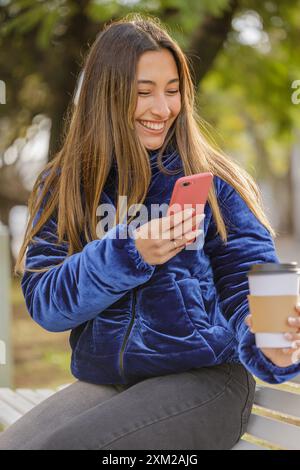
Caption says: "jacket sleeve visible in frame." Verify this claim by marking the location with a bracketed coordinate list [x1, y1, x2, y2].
[204, 176, 300, 384]
[21, 201, 156, 333]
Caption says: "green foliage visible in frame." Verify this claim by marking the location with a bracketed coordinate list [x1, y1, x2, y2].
[199, 0, 300, 178]
[0, 1, 78, 49]
[0, 0, 232, 46]
[1, 3, 46, 36]
[36, 9, 61, 49]
[86, 0, 123, 22]
[0, 0, 299, 181]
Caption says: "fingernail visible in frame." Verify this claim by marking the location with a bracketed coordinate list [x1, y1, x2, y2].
[288, 317, 297, 324]
[292, 341, 299, 349]
[284, 333, 293, 340]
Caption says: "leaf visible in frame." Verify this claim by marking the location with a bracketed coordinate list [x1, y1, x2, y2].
[1, 4, 46, 36]
[36, 9, 60, 49]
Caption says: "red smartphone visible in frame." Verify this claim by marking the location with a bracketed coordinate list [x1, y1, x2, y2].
[167, 172, 213, 216]
[166, 172, 213, 237]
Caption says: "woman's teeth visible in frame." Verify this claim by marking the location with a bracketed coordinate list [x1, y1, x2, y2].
[139, 120, 165, 130]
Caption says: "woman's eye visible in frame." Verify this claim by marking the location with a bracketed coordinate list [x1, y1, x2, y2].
[138, 90, 179, 96]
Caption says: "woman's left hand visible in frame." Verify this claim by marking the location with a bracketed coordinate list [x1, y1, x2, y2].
[244, 304, 300, 367]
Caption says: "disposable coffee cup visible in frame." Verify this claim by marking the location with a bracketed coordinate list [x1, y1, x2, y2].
[247, 262, 300, 348]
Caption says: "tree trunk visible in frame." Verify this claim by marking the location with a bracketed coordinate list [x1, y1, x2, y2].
[186, 0, 239, 85]
[47, 1, 100, 159]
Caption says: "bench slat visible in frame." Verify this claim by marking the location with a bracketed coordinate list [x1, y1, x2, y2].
[254, 386, 300, 418]
[56, 384, 71, 391]
[0, 400, 23, 427]
[231, 437, 267, 450]
[246, 413, 300, 449]
[34, 389, 56, 400]
[15, 389, 46, 405]
[0, 388, 61, 429]
[0, 388, 35, 415]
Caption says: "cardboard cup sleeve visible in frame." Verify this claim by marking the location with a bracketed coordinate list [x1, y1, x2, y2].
[247, 294, 300, 333]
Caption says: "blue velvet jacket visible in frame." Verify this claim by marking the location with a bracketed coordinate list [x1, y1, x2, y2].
[21, 149, 300, 385]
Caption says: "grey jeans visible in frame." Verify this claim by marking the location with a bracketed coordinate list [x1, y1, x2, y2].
[0, 363, 255, 450]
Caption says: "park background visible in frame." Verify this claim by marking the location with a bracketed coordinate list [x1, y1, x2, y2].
[0, 0, 299, 390]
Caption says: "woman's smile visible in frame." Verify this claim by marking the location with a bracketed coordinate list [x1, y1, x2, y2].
[136, 119, 167, 134]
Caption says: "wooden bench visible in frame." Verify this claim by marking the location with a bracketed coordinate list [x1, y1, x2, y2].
[232, 374, 300, 450]
[0, 384, 70, 431]
[1, 377, 300, 449]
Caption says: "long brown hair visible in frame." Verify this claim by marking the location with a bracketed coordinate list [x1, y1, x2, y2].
[15, 12, 276, 275]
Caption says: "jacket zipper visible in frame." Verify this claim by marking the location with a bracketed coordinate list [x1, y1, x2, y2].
[119, 287, 137, 382]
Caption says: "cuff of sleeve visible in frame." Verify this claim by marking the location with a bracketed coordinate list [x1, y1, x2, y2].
[110, 224, 156, 276]
[238, 325, 300, 384]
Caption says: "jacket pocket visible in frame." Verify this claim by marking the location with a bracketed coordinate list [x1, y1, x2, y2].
[175, 277, 211, 330]
[92, 294, 132, 356]
[74, 293, 132, 357]
[138, 276, 200, 353]
[175, 277, 235, 361]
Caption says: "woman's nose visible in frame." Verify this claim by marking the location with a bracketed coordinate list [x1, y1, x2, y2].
[150, 95, 170, 118]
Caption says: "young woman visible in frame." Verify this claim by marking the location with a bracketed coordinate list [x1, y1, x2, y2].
[1, 14, 300, 450]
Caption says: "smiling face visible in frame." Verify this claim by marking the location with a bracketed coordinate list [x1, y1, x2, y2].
[134, 49, 181, 150]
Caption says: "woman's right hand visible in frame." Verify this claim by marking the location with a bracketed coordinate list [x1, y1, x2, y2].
[132, 208, 205, 265]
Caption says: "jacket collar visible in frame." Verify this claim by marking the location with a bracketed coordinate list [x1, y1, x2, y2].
[104, 145, 183, 204]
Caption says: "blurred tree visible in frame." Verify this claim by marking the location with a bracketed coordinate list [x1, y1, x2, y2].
[0, 0, 299, 237]
[0, 0, 237, 227]
[199, 0, 300, 234]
